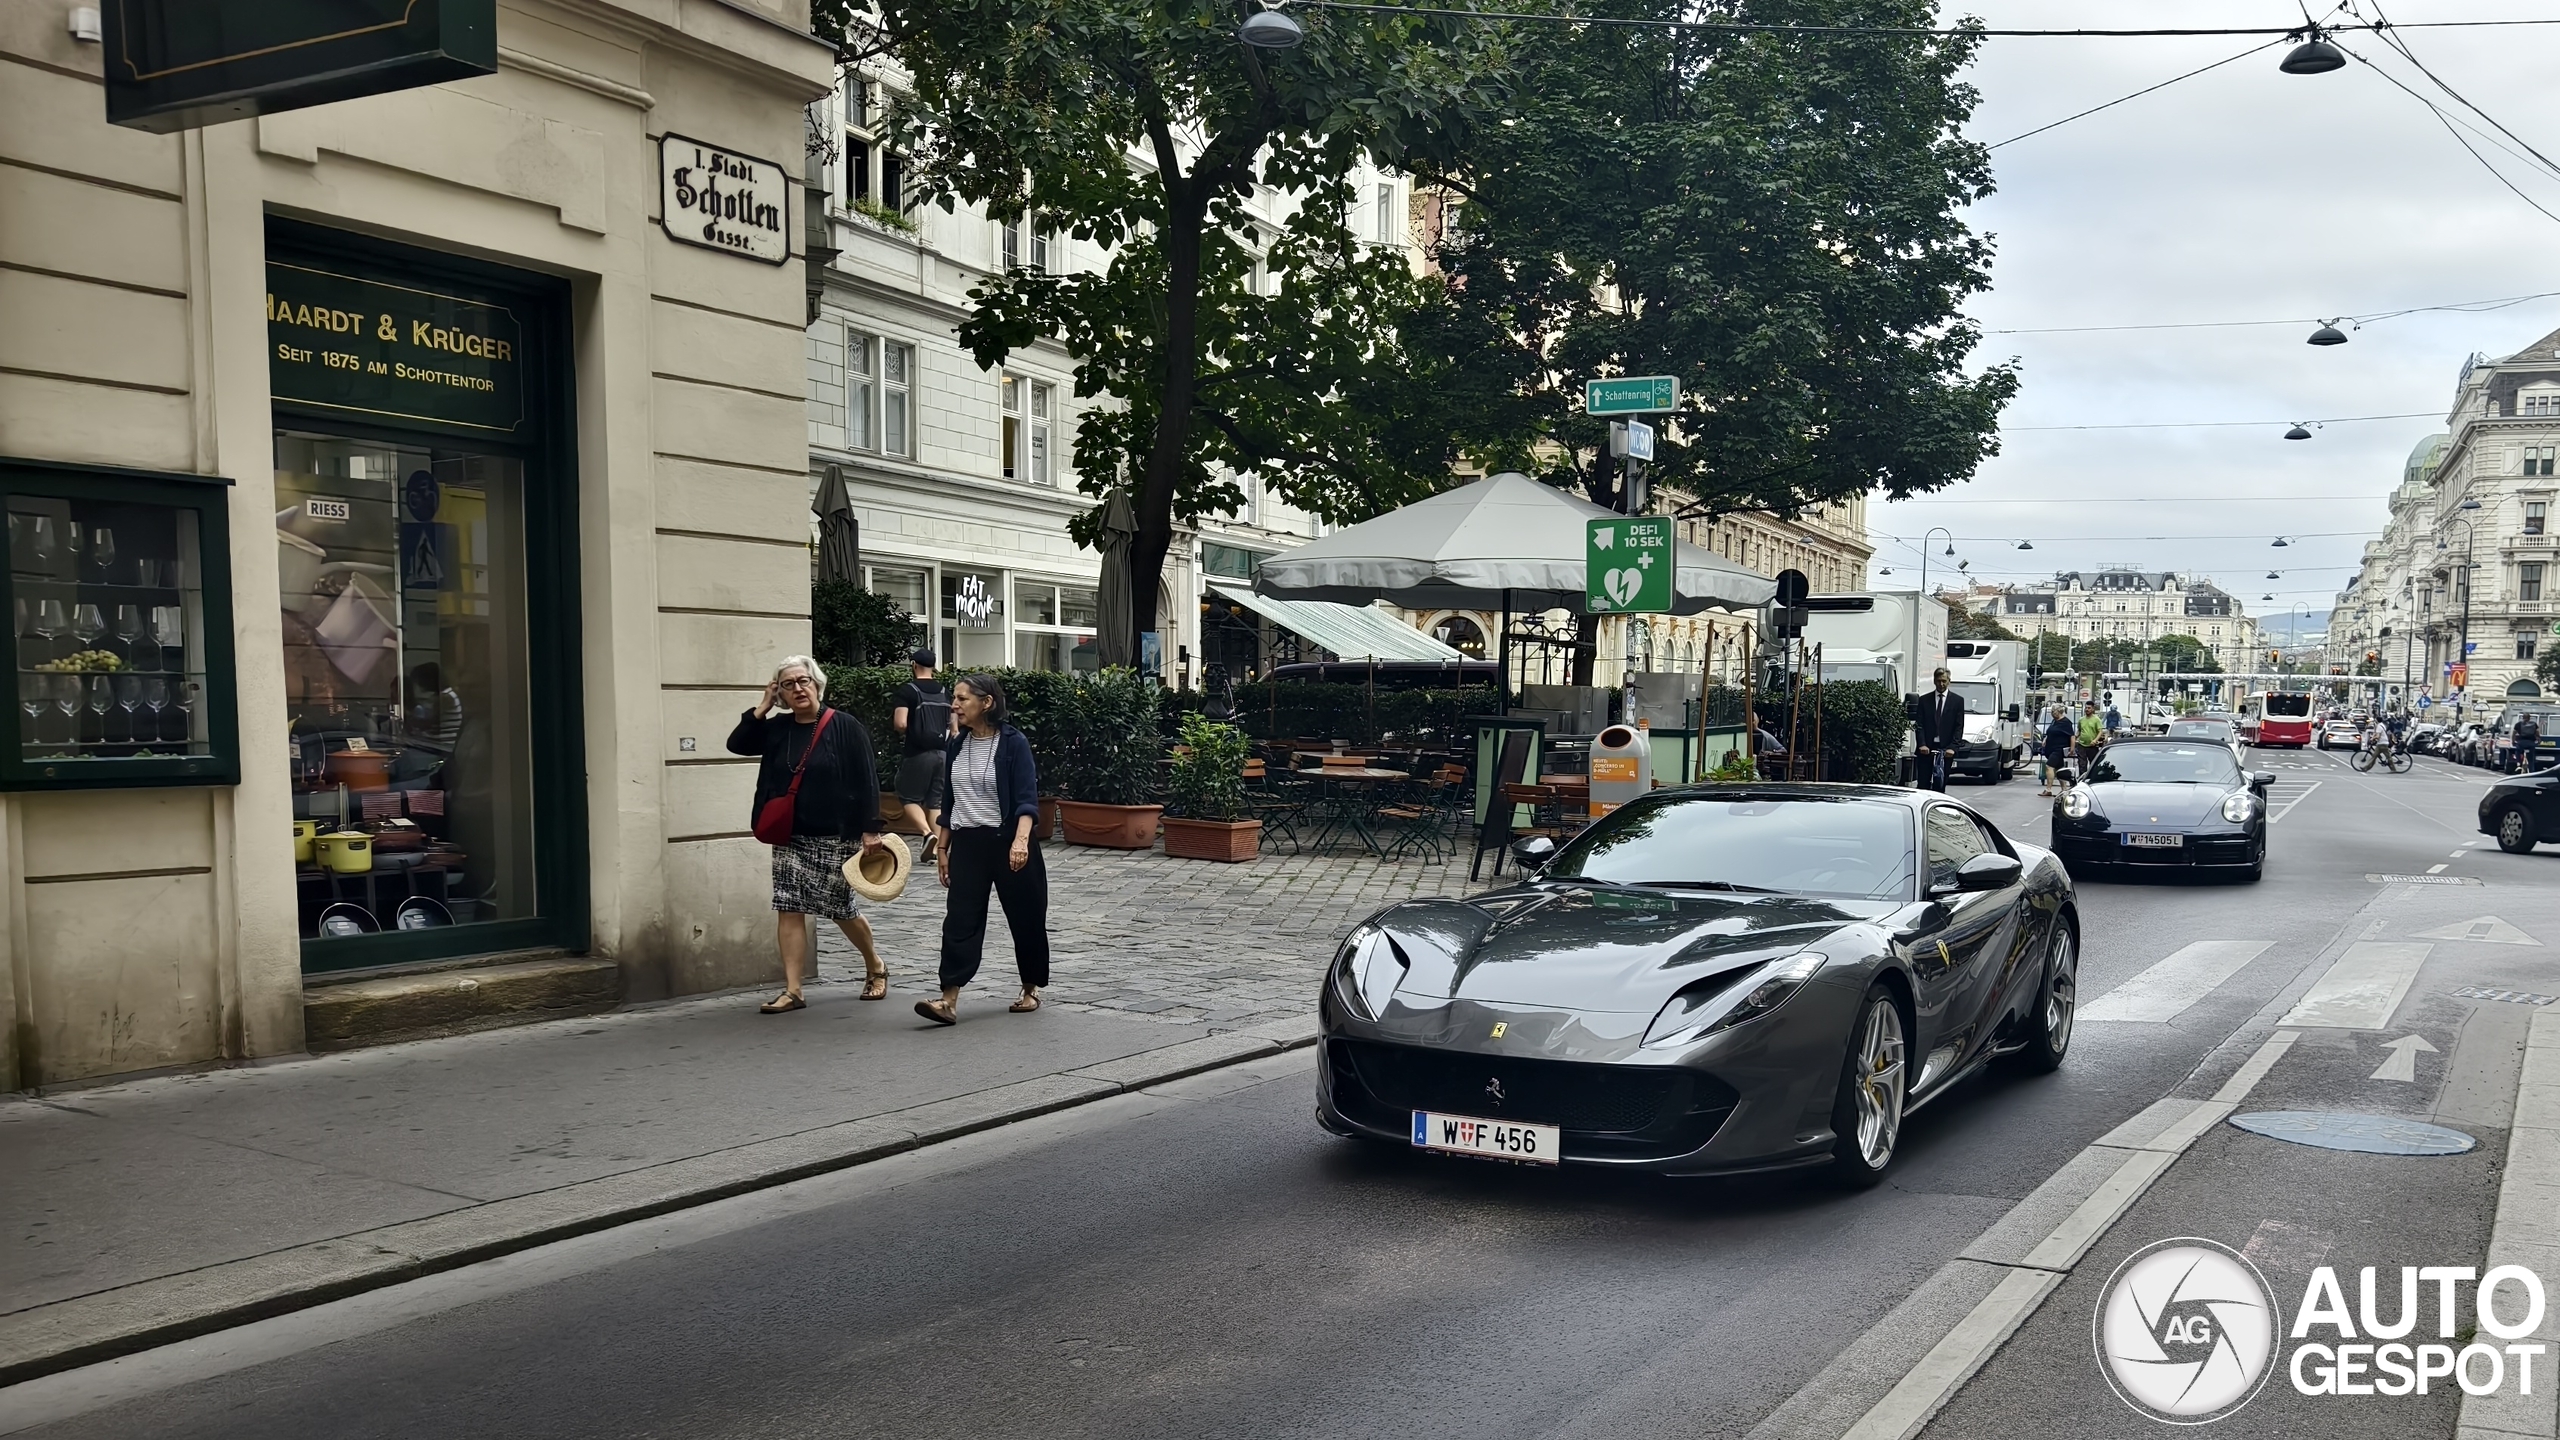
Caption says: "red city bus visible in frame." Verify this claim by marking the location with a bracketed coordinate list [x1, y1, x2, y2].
[2256, 691, 2314, 748]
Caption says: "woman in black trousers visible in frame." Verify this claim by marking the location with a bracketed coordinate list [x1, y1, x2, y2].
[917, 674, 1050, 1025]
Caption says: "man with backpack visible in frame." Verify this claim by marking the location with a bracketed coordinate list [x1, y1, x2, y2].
[892, 649, 954, 855]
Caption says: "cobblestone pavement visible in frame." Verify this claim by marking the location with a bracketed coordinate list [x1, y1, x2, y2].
[813, 835, 1499, 1030]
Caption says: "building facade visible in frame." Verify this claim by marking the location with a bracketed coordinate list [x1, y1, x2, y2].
[2334, 337, 2560, 713]
[1966, 571, 2261, 674]
[2328, 435, 2444, 696]
[2, 3, 836, 1088]
[809, 65, 1433, 687]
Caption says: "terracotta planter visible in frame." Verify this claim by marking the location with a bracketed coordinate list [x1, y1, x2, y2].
[1038, 796, 1062, 842]
[1164, 817, 1261, 863]
[1056, 800, 1163, 849]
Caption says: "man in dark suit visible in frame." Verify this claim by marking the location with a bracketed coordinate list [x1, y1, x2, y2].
[1911, 666, 1965, 792]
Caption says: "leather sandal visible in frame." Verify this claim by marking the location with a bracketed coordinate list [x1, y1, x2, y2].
[1009, 990, 1041, 1013]
[861, 967, 888, 1001]
[915, 998, 957, 1026]
[759, 991, 805, 1014]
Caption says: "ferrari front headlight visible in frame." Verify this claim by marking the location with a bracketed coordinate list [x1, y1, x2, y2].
[1331, 925, 1404, 1020]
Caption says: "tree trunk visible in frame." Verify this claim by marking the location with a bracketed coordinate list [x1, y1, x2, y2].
[1124, 187, 1209, 672]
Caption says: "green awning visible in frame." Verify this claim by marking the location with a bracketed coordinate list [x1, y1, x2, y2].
[1208, 584, 1463, 663]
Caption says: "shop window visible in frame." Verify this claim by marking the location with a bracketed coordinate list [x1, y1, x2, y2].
[1432, 615, 1488, 658]
[940, 568, 1006, 670]
[275, 433, 535, 940]
[1011, 579, 1098, 674]
[866, 564, 927, 619]
[0, 461, 237, 789]
[1202, 542, 1265, 580]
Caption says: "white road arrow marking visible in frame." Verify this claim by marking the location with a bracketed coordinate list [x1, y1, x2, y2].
[2371, 1034, 2439, 1083]
[2413, 915, 2542, 946]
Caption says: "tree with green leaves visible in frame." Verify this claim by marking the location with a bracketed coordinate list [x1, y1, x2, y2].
[819, 0, 1510, 661]
[1409, 0, 2017, 521]
[2151, 632, 2221, 674]
[1943, 601, 2018, 642]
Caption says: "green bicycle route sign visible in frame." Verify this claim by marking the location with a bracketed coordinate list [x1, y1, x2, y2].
[1587, 516, 1674, 614]
[1584, 376, 1680, 415]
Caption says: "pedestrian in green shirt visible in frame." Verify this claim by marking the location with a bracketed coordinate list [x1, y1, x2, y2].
[2075, 702, 2105, 766]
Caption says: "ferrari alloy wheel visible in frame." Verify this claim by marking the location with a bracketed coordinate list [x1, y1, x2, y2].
[2498, 806, 2537, 854]
[2013, 923, 2075, 1074]
[1829, 987, 1907, 1187]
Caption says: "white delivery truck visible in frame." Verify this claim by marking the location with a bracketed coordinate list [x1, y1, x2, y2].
[1800, 591, 1948, 781]
[1942, 638, 2027, 782]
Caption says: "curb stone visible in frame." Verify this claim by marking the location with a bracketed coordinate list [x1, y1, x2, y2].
[0, 1013, 1323, 1388]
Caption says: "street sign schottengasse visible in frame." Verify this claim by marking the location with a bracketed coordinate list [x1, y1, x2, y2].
[1587, 516, 1673, 614]
[1585, 376, 1680, 415]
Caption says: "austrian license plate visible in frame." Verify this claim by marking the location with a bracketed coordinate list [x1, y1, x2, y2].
[1411, 1110, 1560, 1165]
[2122, 832, 2183, 849]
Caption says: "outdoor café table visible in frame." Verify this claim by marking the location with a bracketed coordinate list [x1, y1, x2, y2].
[1296, 764, 1410, 855]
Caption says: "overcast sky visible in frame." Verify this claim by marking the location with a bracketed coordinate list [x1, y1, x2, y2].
[1877, 0, 2560, 643]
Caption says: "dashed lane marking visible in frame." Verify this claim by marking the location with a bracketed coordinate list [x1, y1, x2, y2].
[2428, 863, 2450, 874]
[2280, 941, 2433, 1030]
[2079, 941, 2275, 1024]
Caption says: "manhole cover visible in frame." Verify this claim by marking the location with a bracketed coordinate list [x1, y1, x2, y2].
[2228, 1111, 2476, 1156]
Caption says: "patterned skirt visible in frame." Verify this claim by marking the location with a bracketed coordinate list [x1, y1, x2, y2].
[771, 835, 862, 919]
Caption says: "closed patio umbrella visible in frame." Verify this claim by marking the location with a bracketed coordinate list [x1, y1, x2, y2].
[814, 465, 859, 585]
[1094, 491, 1137, 669]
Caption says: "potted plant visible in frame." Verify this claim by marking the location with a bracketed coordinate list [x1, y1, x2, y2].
[1003, 667, 1075, 840]
[1163, 713, 1259, 862]
[1055, 668, 1165, 848]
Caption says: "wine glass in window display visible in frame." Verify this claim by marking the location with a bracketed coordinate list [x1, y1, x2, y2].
[164, 678, 197, 744]
[27, 516, 58, 572]
[19, 673, 47, 749]
[89, 528, 115, 582]
[140, 677, 167, 741]
[80, 674, 110, 744]
[32, 599, 68, 667]
[113, 604, 147, 670]
[71, 603, 106, 660]
[49, 674, 79, 745]
[148, 606, 183, 671]
[113, 674, 143, 746]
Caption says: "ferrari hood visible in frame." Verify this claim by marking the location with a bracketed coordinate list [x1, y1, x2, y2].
[1372, 886, 1891, 1012]
[2090, 781, 2227, 826]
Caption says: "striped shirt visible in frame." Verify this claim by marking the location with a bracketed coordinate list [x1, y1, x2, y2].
[947, 732, 1003, 829]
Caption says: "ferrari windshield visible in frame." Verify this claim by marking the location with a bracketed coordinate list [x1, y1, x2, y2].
[1545, 796, 1914, 899]
[2087, 744, 2241, 786]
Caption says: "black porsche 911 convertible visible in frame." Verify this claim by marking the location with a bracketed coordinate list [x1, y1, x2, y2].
[1316, 785, 2078, 1186]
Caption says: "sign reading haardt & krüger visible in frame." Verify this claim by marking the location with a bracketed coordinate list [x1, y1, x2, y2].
[658, 136, 791, 265]
[265, 262, 524, 434]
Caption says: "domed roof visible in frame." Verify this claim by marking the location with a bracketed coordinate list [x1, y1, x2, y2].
[2405, 432, 2448, 487]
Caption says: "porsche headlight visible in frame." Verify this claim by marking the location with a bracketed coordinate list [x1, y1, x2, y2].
[2060, 788, 2093, 819]
[1331, 925, 1405, 1020]
[2221, 791, 2256, 823]
[1645, 953, 1826, 1047]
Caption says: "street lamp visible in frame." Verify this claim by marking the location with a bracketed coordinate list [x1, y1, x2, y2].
[1238, 1, 1304, 48]
[2307, 320, 2351, 346]
[2280, 27, 2348, 75]
[2437, 497, 2485, 707]
[1918, 526, 1953, 607]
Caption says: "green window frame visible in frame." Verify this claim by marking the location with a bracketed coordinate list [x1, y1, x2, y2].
[0, 458, 240, 790]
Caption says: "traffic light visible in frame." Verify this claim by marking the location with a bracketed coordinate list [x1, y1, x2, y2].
[2269, 649, 2281, 665]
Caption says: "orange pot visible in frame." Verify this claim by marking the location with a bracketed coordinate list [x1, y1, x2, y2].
[1056, 801, 1163, 849]
[326, 751, 395, 791]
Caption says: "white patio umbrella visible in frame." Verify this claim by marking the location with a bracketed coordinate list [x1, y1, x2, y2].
[1251, 471, 1775, 615]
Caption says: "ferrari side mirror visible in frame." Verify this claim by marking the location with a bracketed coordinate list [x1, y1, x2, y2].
[1951, 852, 2023, 893]
[1512, 835, 1558, 871]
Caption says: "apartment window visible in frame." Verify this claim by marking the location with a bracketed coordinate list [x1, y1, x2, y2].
[2530, 447, 2557, 477]
[2522, 632, 2541, 661]
[1202, 542, 1265, 579]
[1028, 381, 1052, 485]
[2530, 501, 2548, 536]
[2527, 394, 2560, 417]
[881, 341, 911, 457]
[842, 77, 902, 213]
[845, 334, 875, 450]
[2525, 562, 2547, 602]
[1373, 182, 1396, 244]
[999, 217, 1056, 274]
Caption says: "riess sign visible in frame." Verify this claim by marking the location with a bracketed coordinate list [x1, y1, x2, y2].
[658, 136, 790, 266]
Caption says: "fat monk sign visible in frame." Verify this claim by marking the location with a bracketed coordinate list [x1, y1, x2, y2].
[658, 136, 790, 265]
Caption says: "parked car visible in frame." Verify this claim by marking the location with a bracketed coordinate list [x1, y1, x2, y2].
[2408, 723, 2445, 756]
[2317, 719, 2362, 751]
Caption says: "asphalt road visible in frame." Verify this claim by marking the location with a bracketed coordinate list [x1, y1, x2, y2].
[2, 746, 2516, 1440]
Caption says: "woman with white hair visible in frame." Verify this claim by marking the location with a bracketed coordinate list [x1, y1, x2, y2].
[725, 655, 889, 1013]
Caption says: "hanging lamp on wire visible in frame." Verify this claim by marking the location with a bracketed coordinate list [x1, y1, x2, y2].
[2279, 26, 2347, 75]
[2283, 423, 2314, 440]
[2307, 318, 2351, 346]
[1239, 1, 1303, 49]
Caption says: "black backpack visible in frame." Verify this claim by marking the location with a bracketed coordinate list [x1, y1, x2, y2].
[905, 685, 951, 752]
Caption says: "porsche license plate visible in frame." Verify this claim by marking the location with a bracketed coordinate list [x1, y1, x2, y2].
[2122, 832, 2183, 849]
[1412, 1111, 1560, 1165]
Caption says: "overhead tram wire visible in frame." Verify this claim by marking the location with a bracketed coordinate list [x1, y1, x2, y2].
[1272, 3, 2560, 39]
[2337, 41, 2560, 228]
[1987, 38, 2288, 149]
[1988, 289, 2560, 336]
[2004, 410, 2439, 432]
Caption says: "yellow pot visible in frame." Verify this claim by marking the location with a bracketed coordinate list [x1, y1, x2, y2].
[314, 831, 373, 875]
[292, 820, 321, 864]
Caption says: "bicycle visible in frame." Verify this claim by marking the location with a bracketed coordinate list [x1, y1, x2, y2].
[2351, 737, 2412, 774]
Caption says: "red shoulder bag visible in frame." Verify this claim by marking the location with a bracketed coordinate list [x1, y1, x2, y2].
[753, 709, 834, 845]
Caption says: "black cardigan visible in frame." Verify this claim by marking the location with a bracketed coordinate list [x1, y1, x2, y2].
[725, 708, 884, 840]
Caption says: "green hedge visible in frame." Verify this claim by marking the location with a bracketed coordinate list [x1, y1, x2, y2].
[1754, 679, 1906, 785]
[823, 664, 1157, 802]
[1215, 683, 1488, 747]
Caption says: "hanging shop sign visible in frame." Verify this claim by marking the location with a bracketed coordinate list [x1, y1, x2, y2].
[658, 136, 792, 265]
[265, 262, 524, 435]
[103, 0, 495, 134]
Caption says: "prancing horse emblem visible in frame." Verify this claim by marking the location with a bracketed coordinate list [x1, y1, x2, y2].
[1485, 1077, 1507, 1105]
